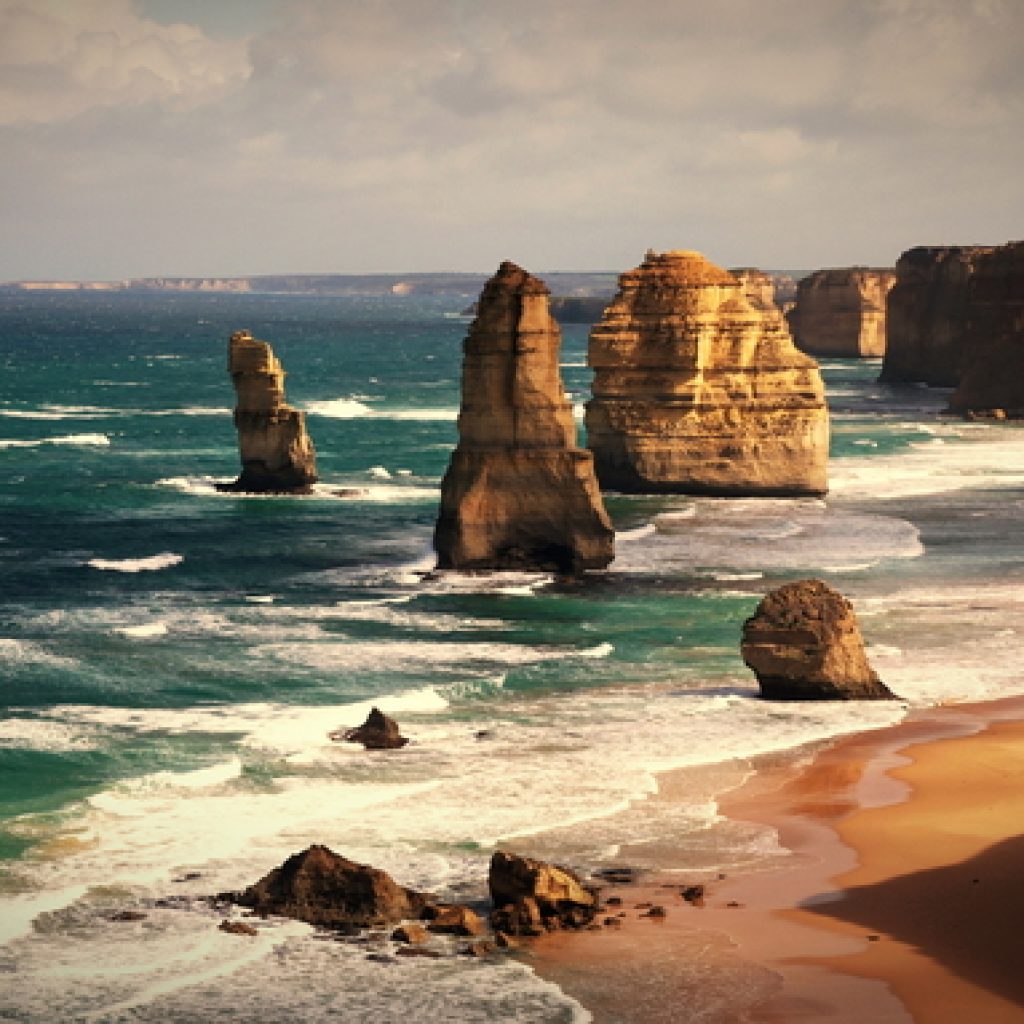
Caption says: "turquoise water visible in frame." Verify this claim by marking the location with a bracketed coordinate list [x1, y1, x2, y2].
[2, 292, 1024, 1021]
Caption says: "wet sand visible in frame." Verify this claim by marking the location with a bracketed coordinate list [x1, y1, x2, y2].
[529, 697, 1024, 1022]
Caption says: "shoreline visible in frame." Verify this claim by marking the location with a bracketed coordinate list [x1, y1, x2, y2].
[527, 695, 1024, 1022]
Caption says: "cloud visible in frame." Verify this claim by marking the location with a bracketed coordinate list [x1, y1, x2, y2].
[1, 0, 1022, 278]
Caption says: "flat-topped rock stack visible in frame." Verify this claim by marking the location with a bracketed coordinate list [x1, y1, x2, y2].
[788, 267, 896, 358]
[880, 246, 995, 386]
[947, 240, 1024, 419]
[434, 261, 614, 573]
[585, 250, 829, 496]
[219, 330, 318, 493]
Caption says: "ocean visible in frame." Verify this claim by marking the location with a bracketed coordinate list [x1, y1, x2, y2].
[1, 290, 1023, 1021]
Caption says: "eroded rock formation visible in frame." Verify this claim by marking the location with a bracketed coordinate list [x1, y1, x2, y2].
[788, 268, 896, 358]
[488, 850, 598, 936]
[741, 579, 896, 700]
[231, 845, 427, 929]
[586, 250, 829, 496]
[434, 261, 614, 573]
[330, 707, 408, 750]
[219, 330, 317, 493]
[880, 246, 995, 386]
[947, 241, 1024, 419]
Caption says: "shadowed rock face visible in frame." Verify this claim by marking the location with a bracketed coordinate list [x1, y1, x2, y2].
[586, 250, 829, 497]
[219, 330, 317, 493]
[880, 246, 995, 386]
[434, 261, 614, 574]
[947, 241, 1024, 419]
[788, 267, 896, 358]
[741, 579, 896, 700]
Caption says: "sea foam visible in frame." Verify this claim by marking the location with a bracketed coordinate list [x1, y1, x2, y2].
[87, 553, 183, 572]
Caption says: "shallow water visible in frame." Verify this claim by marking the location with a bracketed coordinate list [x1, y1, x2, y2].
[1, 293, 1022, 1020]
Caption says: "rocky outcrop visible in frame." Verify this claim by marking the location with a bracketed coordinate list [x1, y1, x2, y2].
[330, 707, 408, 750]
[880, 246, 995, 386]
[730, 268, 779, 313]
[741, 579, 896, 700]
[488, 850, 598, 936]
[231, 845, 427, 929]
[586, 250, 829, 496]
[788, 268, 896, 358]
[947, 241, 1024, 419]
[434, 261, 614, 573]
[219, 330, 317, 493]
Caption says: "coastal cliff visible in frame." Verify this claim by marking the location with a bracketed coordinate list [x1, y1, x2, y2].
[434, 262, 614, 573]
[585, 250, 829, 496]
[880, 246, 994, 386]
[219, 330, 318, 493]
[947, 241, 1024, 418]
[788, 268, 895, 358]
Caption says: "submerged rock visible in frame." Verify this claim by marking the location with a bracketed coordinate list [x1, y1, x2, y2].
[488, 850, 598, 935]
[231, 844, 427, 929]
[741, 579, 897, 700]
[586, 250, 829, 496]
[434, 261, 614, 573]
[880, 246, 995, 387]
[788, 267, 896, 358]
[218, 330, 318, 494]
[331, 707, 408, 750]
[947, 241, 1024, 419]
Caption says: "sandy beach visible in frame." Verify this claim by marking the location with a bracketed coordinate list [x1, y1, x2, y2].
[529, 697, 1024, 1023]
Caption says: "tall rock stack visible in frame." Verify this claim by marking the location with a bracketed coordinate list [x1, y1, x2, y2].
[434, 261, 614, 573]
[788, 267, 896, 358]
[219, 330, 318, 493]
[585, 250, 829, 496]
[947, 241, 1024, 419]
[880, 246, 995, 386]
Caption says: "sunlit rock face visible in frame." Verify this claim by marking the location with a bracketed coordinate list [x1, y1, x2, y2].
[434, 261, 614, 573]
[788, 267, 896, 358]
[219, 330, 317, 494]
[880, 245, 995, 387]
[947, 240, 1024, 420]
[585, 250, 829, 497]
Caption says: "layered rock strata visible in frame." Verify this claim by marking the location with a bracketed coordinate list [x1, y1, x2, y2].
[788, 267, 896, 358]
[741, 579, 896, 700]
[880, 246, 995, 386]
[219, 330, 317, 493]
[586, 250, 829, 496]
[947, 241, 1024, 419]
[434, 262, 614, 573]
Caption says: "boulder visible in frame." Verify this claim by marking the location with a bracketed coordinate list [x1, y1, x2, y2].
[422, 903, 485, 937]
[880, 246, 995, 386]
[488, 851, 598, 934]
[218, 330, 318, 493]
[947, 241, 1024, 419]
[741, 579, 897, 700]
[331, 707, 408, 750]
[586, 250, 829, 496]
[434, 261, 614, 573]
[231, 845, 427, 929]
[788, 267, 896, 358]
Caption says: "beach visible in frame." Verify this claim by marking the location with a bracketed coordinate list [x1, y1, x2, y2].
[531, 696, 1024, 1022]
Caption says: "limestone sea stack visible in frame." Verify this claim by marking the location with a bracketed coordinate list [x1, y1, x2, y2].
[586, 250, 829, 496]
[947, 241, 1024, 419]
[741, 579, 896, 700]
[880, 246, 995, 386]
[219, 330, 317, 493]
[788, 267, 896, 358]
[434, 261, 614, 573]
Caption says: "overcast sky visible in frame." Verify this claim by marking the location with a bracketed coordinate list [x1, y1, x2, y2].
[2, 0, 1022, 279]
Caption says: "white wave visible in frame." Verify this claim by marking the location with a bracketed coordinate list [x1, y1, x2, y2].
[89, 758, 244, 807]
[710, 571, 764, 581]
[87, 553, 183, 573]
[0, 638, 77, 668]
[115, 622, 169, 638]
[0, 718, 97, 752]
[244, 595, 275, 604]
[0, 433, 111, 449]
[0, 405, 117, 420]
[578, 641, 614, 659]
[154, 476, 439, 504]
[616, 523, 657, 542]
[422, 569, 553, 595]
[305, 397, 457, 421]
[367, 465, 391, 479]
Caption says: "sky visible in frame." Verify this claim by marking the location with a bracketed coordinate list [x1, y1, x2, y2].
[1, 0, 1022, 280]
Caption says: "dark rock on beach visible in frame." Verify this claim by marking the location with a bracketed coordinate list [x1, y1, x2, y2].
[488, 850, 598, 935]
[230, 844, 428, 929]
[330, 707, 408, 750]
[741, 579, 897, 700]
